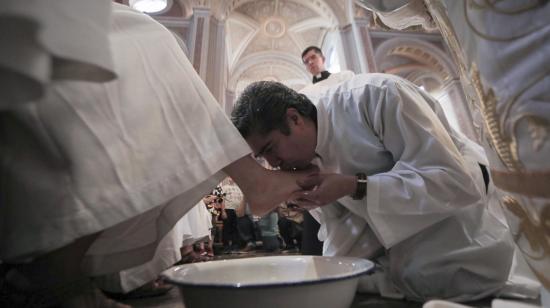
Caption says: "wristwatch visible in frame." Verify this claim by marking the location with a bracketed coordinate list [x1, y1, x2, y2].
[352, 173, 367, 200]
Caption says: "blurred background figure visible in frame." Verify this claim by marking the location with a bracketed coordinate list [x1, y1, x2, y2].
[277, 203, 304, 252]
[236, 197, 259, 253]
[219, 178, 243, 254]
[257, 210, 282, 253]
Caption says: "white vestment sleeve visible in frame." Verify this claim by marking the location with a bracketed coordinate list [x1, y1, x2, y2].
[346, 78, 483, 249]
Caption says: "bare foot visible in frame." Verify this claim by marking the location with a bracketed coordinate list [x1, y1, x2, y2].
[224, 156, 318, 216]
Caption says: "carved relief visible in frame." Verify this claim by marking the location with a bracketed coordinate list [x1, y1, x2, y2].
[262, 17, 286, 38]
[356, 0, 438, 32]
[388, 45, 451, 81]
[526, 117, 550, 152]
[503, 196, 550, 287]
[470, 65, 521, 171]
[425, 0, 550, 292]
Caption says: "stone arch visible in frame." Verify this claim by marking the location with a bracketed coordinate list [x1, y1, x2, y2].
[227, 51, 309, 91]
[374, 37, 456, 85]
[374, 37, 476, 139]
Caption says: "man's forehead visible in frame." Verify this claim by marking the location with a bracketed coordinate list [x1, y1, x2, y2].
[303, 50, 318, 59]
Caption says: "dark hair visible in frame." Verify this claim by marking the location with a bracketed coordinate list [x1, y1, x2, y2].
[301, 46, 324, 61]
[231, 81, 316, 138]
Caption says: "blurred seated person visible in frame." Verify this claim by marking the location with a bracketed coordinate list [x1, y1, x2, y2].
[178, 195, 214, 263]
[277, 202, 304, 252]
[236, 197, 259, 252]
[219, 179, 243, 254]
[203, 191, 224, 247]
[258, 210, 282, 253]
[195, 196, 215, 259]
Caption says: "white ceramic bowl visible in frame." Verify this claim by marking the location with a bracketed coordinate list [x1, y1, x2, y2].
[161, 255, 374, 308]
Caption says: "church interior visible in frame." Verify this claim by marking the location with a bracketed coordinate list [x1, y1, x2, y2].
[120, 0, 478, 142]
[1, 0, 548, 308]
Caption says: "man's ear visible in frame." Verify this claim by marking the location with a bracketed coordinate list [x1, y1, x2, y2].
[286, 108, 301, 125]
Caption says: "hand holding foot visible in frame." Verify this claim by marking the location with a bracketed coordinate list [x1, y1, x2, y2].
[290, 173, 357, 209]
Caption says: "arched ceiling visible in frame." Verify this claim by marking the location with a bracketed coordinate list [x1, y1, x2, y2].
[234, 59, 309, 94]
[374, 38, 456, 93]
[147, 0, 448, 95]
[225, 0, 346, 92]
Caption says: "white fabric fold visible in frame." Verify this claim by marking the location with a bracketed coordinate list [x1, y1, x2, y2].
[0, 0, 116, 107]
[95, 200, 213, 293]
[300, 70, 355, 98]
[0, 4, 251, 276]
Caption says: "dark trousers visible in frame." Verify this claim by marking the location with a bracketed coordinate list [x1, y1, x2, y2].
[237, 215, 258, 244]
[221, 209, 239, 249]
[301, 211, 323, 255]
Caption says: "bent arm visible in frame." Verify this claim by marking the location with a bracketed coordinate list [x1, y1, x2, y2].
[358, 77, 482, 248]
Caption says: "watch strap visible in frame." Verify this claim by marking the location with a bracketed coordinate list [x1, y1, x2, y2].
[352, 173, 367, 200]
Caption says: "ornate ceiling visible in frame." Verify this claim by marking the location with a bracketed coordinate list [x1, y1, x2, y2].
[374, 37, 455, 92]
[124, 0, 472, 140]
[225, 0, 347, 92]
[132, 0, 453, 95]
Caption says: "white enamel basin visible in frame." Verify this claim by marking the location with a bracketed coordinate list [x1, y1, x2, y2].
[161, 255, 374, 308]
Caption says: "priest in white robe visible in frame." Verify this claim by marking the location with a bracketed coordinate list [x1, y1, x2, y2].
[231, 74, 539, 302]
[0, 2, 309, 306]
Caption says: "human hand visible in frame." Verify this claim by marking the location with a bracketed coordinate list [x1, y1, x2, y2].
[294, 163, 320, 173]
[290, 173, 356, 208]
[203, 195, 216, 205]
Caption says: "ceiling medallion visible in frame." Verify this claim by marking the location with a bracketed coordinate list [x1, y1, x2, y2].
[263, 18, 286, 38]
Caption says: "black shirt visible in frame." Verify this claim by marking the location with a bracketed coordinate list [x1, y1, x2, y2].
[312, 71, 331, 84]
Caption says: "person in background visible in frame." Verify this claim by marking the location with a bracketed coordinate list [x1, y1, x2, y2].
[236, 197, 258, 253]
[220, 178, 243, 254]
[299, 46, 356, 255]
[257, 210, 281, 253]
[301, 46, 331, 84]
[297, 45, 327, 256]
[277, 203, 304, 252]
[196, 196, 215, 259]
